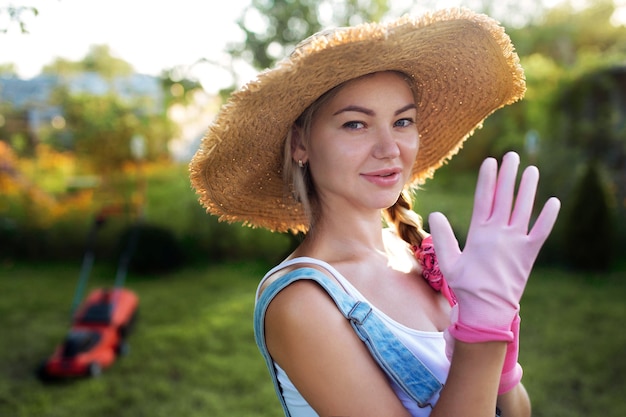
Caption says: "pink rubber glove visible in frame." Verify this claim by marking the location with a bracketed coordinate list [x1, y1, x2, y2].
[499, 314, 523, 394]
[429, 152, 560, 343]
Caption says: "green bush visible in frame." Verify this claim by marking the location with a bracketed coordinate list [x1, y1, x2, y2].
[181, 200, 293, 265]
[117, 222, 185, 275]
[0, 159, 294, 266]
[0, 217, 91, 262]
[562, 160, 615, 271]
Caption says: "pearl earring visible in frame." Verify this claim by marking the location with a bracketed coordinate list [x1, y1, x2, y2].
[298, 159, 304, 168]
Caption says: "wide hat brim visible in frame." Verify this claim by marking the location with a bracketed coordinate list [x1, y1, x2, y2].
[190, 8, 526, 234]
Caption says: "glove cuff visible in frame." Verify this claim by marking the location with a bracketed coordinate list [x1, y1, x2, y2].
[448, 320, 514, 343]
[498, 363, 523, 394]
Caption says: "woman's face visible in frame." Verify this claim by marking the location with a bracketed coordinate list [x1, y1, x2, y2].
[298, 71, 419, 216]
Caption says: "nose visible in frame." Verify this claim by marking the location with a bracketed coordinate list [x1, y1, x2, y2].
[372, 128, 401, 159]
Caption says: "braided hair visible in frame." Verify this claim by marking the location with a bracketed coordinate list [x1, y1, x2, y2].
[383, 189, 428, 249]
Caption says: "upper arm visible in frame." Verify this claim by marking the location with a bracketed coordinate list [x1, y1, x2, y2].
[264, 280, 411, 417]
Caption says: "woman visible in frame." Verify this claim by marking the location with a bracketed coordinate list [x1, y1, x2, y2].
[190, 8, 560, 417]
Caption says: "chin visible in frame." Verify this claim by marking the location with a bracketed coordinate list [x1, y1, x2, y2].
[377, 196, 404, 210]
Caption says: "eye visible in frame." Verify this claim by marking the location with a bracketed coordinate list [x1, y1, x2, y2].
[395, 118, 415, 128]
[343, 120, 365, 130]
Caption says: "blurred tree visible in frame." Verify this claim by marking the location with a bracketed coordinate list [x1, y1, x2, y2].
[511, 0, 626, 68]
[41, 57, 82, 76]
[0, 5, 37, 34]
[36, 46, 193, 170]
[504, 1, 626, 263]
[0, 63, 18, 77]
[159, 66, 204, 108]
[81, 45, 134, 78]
[563, 160, 616, 271]
[432, 0, 547, 28]
[555, 67, 626, 165]
[494, 0, 626, 162]
[229, 0, 390, 71]
[548, 66, 626, 253]
[56, 89, 174, 172]
[61, 91, 138, 170]
[42, 45, 134, 78]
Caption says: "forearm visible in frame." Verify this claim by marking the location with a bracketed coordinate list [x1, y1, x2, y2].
[431, 340, 506, 417]
[497, 383, 531, 417]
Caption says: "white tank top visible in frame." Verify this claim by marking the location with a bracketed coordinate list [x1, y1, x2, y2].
[256, 256, 451, 417]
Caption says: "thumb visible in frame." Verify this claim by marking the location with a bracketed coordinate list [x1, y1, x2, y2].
[428, 212, 461, 273]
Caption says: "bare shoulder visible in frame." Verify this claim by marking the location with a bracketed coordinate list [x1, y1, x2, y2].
[263, 269, 348, 367]
[259, 263, 347, 345]
[261, 263, 340, 329]
[257, 261, 328, 298]
[262, 265, 411, 416]
[266, 279, 340, 330]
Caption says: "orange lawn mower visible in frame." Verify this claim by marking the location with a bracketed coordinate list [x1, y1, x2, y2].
[37, 206, 141, 380]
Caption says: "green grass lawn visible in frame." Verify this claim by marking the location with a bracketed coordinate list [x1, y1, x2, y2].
[0, 260, 624, 417]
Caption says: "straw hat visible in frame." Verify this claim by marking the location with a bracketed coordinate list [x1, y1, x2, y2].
[189, 8, 526, 234]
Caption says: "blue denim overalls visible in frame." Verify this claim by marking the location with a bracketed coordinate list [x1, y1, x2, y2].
[253, 267, 443, 416]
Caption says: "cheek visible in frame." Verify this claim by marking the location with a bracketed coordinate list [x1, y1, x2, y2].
[307, 136, 344, 176]
[403, 134, 420, 159]
[309, 126, 357, 165]
[400, 135, 419, 176]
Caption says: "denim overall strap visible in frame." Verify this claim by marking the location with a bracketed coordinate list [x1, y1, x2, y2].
[254, 267, 443, 415]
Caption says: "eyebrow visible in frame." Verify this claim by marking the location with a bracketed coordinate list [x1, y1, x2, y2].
[333, 103, 417, 116]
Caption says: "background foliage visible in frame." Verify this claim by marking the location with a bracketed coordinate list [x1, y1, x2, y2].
[1, 1, 625, 416]
[2, 0, 626, 270]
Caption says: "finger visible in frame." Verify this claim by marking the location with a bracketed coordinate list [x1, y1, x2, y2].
[528, 197, 561, 244]
[510, 165, 539, 231]
[428, 212, 461, 273]
[471, 157, 498, 223]
[492, 151, 520, 223]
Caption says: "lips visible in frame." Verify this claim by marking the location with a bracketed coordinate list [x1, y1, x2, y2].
[361, 168, 402, 186]
[363, 167, 402, 177]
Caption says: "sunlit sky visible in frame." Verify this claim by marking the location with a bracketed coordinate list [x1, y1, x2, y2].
[1, 0, 254, 93]
[0, 0, 620, 93]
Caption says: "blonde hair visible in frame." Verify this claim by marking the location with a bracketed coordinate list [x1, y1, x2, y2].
[283, 80, 342, 230]
[383, 189, 428, 248]
[283, 71, 427, 247]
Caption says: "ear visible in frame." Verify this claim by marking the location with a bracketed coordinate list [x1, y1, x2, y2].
[291, 126, 308, 164]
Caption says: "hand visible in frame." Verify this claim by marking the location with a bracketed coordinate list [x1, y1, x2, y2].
[429, 152, 560, 343]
